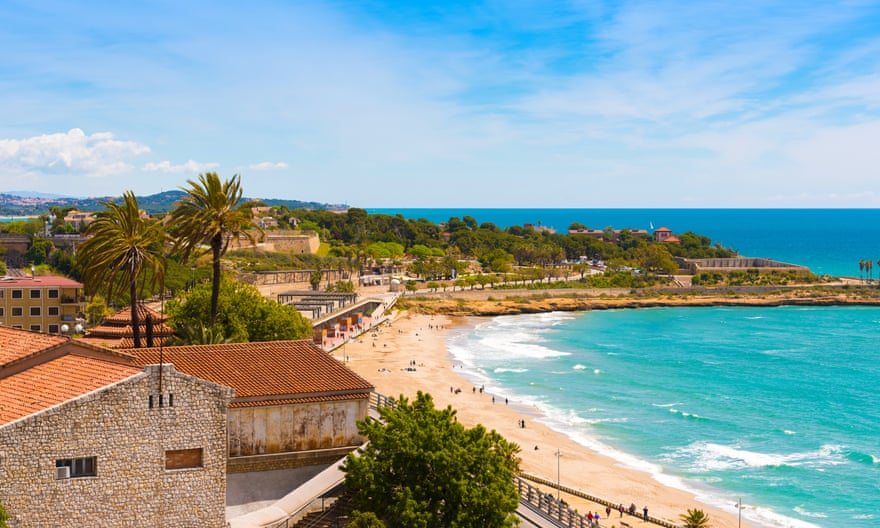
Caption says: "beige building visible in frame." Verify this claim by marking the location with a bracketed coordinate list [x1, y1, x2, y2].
[0, 275, 85, 333]
[0, 327, 233, 528]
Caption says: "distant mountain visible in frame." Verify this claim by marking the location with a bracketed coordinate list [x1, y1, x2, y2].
[7, 191, 78, 199]
[0, 191, 348, 216]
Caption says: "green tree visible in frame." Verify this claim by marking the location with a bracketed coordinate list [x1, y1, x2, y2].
[348, 511, 386, 528]
[84, 294, 113, 326]
[679, 508, 711, 528]
[168, 172, 262, 327]
[404, 280, 418, 295]
[341, 391, 521, 528]
[76, 192, 166, 348]
[310, 270, 323, 291]
[25, 236, 54, 265]
[165, 277, 311, 342]
[0, 497, 7, 528]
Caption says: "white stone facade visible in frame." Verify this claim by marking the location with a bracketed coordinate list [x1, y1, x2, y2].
[0, 365, 233, 528]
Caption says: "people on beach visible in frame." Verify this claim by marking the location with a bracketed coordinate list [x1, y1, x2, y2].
[606, 505, 611, 518]
[618, 503, 624, 517]
[643, 505, 649, 521]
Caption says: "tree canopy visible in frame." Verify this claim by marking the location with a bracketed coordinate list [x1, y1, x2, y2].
[341, 391, 521, 528]
[164, 276, 311, 343]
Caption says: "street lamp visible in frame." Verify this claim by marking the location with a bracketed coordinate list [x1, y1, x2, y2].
[190, 266, 196, 290]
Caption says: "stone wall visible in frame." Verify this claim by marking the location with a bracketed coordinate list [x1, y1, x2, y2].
[227, 398, 368, 460]
[0, 365, 233, 528]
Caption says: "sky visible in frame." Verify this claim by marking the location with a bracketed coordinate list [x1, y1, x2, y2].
[1, 0, 879, 208]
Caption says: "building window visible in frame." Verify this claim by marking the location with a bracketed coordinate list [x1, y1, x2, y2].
[29, 324, 40, 332]
[11, 290, 22, 299]
[30, 289, 41, 299]
[48, 289, 59, 299]
[0, 307, 3, 317]
[56, 457, 97, 478]
[165, 448, 203, 470]
[30, 307, 41, 317]
[11, 325, 22, 329]
[11, 307, 22, 317]
[48, 306, 59, 316]
[0, 290, 4, 298]
[49, 324, 59, 333]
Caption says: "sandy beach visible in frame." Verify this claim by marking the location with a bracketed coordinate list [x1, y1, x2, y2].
[335, 310, 749, 528]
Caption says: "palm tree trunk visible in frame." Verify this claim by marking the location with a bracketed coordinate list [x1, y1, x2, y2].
[210, 234, 223, 327]
[130, 271, 141, 348]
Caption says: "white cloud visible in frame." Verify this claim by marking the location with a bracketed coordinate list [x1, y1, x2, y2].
[248, 161, 288, 170]
[0, 128, 149, 177]
[142, 160, 220, 173]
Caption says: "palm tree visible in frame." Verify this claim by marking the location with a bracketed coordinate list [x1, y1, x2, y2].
[167, 172, 261, 326]
[76, 192, 167, 348]
[679, 508, 711, 528]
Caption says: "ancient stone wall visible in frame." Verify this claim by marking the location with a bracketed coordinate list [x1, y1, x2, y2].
[0, 365, 233, 528]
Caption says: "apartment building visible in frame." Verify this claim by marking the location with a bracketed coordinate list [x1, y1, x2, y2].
[0, 275, 85, 333]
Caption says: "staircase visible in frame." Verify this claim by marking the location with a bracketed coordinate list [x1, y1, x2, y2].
[291, 489, 355, 528]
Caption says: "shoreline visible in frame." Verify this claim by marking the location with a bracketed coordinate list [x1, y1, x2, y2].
[395, 284, 880, 317]
[336, 311, 755, 528]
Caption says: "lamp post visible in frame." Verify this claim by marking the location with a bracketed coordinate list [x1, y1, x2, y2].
[190, 266, 196, 290]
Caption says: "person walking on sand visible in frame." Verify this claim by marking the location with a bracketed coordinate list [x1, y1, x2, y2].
[619, 503, 624, 517]
[643, 505, 649, 521]
[606, 505, 611, 519]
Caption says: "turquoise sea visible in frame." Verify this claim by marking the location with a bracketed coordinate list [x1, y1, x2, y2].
[370, 209, 880, 528]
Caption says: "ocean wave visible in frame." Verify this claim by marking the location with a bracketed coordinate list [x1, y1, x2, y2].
[783, 430, 797, 435]
[573, 364, 588, 370]
[494, 367, 528, 374]
[844, 449, 880, 466]
[652, 402, 681, 408]
[793, 506, 828, 519]
[674, 442, 847, 471]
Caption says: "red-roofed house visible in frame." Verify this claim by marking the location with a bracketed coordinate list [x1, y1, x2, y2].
[0, 326, 233, 527]
[653, 226, 673, 242]
[132, 340, 375, 473]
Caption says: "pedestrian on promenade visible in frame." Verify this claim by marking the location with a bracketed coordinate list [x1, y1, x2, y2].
[643, 505, 649, 521]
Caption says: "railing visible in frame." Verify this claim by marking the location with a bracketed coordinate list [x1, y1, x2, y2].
[265, 483, 346, 528]
[518, 473, 682, 528]
[369, 392, 397, 411]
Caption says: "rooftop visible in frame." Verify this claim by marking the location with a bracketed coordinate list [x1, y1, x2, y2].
[132, 340, 374, 406]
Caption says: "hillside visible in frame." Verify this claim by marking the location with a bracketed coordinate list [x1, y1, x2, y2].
[0, 191, 348, 216]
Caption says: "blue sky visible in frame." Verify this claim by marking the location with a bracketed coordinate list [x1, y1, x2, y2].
[1, 0, 879, 207]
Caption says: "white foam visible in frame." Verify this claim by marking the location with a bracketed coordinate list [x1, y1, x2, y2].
[494, 367, 528, 373]
[676, 442, 847, 472]
[784, 430, 797, 435]
[573, 364, 588, 370]
[793, 507, 828, 519]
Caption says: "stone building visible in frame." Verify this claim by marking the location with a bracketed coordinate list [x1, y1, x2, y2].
[132, 340, 374, 473]
[0, 327, 233, 528]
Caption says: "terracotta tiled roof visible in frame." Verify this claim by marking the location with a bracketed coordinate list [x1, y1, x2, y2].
[0, 354, 141, 426]
[0, 327, 68, 368]
[131, 340, 374, 401]
[87, 322, 175, 338]
[102, 305, 168, 324]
